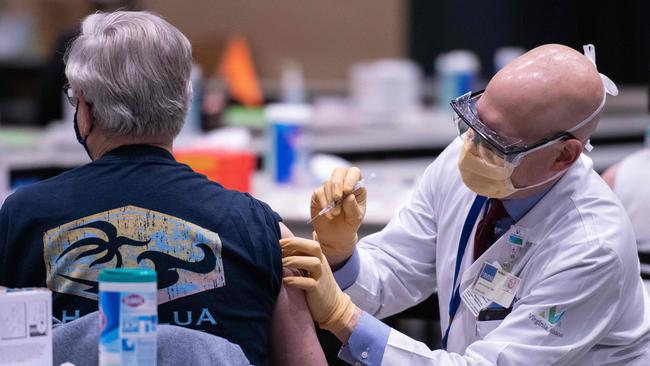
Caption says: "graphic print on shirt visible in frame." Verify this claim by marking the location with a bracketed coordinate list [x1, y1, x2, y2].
[43, 205, 226, 303]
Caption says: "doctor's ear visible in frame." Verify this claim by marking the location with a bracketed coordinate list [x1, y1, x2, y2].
[551, 139, 583, 171]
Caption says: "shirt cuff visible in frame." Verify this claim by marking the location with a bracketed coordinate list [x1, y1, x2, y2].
[333, 248, 360, 290]
[338, 311, 390, 365]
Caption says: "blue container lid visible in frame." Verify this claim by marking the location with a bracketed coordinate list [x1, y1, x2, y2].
[99, 268, 157, 283]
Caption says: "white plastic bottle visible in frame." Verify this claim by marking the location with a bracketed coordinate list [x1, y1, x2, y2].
[99, 268, 158, 366]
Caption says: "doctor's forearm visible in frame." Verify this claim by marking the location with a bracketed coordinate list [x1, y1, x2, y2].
[332, 306, 363, 343]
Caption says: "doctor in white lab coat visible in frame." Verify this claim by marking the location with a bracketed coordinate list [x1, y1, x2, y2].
[281, 44, 650, 365]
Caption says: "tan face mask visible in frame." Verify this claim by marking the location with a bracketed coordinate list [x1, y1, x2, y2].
[458, 131, 565, 199]
[456, 44, 619, 199]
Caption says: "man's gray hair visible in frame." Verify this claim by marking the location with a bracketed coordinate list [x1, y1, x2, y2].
[65, 11, 192, 139]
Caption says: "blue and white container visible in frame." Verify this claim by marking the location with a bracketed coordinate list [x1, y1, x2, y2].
[99, 268, 158, 366]
[265, 104, 313, 184]
[435, 50, 480, 109]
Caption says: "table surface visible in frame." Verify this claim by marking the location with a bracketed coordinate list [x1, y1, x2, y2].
[252, 139, 645, 227]
[0, 97, 646, 225]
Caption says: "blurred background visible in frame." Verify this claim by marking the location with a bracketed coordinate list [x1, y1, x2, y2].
[1, 0, 648, 363]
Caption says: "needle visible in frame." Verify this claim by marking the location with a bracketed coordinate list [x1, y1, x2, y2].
[308, 172, 376, 224]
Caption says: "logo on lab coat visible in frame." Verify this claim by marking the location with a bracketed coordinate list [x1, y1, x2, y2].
[539, 305, 565, 325]
[528, 305, 566, 337]
[43, 205, 226, 304]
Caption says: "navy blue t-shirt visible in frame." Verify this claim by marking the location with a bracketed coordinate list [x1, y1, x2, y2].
[0, 145, 282, 366]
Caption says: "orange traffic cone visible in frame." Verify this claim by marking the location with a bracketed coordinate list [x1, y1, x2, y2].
[218, 36, 264, 107]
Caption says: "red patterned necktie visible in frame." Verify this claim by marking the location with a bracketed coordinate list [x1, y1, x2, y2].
[473, 199, 508, 261]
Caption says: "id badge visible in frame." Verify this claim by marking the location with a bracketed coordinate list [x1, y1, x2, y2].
[471, 262, 521, 308]
[461, 287, 491, 317]
[508, 226, 527, 247]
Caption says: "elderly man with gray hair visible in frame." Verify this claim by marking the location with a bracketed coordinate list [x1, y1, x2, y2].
[0, 11, 325, 366]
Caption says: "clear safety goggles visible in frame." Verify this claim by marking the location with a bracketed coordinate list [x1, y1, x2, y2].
[450, 44, 619, 165]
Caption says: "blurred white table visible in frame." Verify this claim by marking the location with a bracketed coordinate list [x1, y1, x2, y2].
[0, 98, 646, 216]
[251, 112, 647, 156]
[252, 158, 427, 226]
[252, 139, 645, 236]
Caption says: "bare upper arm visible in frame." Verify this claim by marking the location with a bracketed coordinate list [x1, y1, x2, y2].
[279, 222, 294, 239]
[271, 222, 327, 365]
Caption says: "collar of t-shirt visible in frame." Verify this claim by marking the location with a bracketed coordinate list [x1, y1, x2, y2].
[101, 144, 175, 161]
[494, 187, 551, 239]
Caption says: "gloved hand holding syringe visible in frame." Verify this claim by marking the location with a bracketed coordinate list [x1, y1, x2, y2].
[308, 172, 375, 224]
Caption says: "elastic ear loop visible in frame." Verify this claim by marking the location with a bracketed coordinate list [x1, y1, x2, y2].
[575, 44, 620, 154]
[583, 43, 619, 99]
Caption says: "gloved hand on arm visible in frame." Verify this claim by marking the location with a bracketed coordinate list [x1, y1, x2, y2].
[310, 167, 366, 267]
[280, 237, 360, 338]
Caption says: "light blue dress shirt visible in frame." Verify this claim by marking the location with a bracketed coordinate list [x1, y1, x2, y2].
[334, 188, 550, 365]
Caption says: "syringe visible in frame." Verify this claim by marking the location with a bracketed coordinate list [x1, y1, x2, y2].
[308, 172, 375, 224]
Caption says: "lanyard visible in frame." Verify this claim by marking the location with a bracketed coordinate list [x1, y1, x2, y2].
[442, 195, 486, 349]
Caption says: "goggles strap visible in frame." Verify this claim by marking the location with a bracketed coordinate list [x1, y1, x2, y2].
[565, 44, 620, 134]
[567, 93, 606, 133]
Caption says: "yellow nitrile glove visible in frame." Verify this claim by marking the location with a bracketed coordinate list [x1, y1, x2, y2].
[280, 237, 356, 333]
[310, 167, 366, 258]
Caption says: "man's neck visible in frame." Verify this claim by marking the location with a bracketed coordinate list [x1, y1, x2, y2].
[88, 133, 173, 160]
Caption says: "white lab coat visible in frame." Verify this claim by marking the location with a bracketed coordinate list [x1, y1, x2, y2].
[346, 138, 650, 365]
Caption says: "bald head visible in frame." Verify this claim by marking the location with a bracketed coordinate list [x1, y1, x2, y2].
[477, 44, 604, 142]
